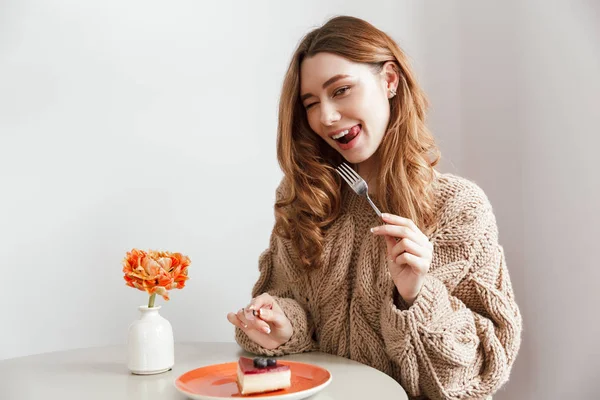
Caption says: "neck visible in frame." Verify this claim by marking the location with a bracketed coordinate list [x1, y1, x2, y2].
[357, 156, 379, 194]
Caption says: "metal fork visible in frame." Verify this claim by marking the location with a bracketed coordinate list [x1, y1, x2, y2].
[335, 162, 382, 218]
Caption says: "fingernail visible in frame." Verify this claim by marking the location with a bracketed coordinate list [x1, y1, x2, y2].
[371, 227, 379, 233]
[382, 213, 389, 218]
[263, 326, 271, 334]
[259, 308, 268, 317]
[248, 305, 255, 310]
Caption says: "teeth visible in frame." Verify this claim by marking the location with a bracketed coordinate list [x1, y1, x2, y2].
[332, 129, 350, 140]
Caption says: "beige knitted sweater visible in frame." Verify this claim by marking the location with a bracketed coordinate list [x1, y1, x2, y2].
[235, 173, 522, 400]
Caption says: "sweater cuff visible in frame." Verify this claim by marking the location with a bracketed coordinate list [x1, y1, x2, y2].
[272, 296, 315, 354]
[235, 296, 314, 357]
[384, 275, 454, 330]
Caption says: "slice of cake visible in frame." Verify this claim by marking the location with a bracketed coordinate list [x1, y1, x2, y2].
[236, 356, 291, 395]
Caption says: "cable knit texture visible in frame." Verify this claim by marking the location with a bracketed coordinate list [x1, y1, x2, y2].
[235, 173, 522, 400]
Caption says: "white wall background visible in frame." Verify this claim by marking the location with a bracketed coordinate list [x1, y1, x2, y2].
[0, 0, 418, 357]
[1, 1, 598, 399]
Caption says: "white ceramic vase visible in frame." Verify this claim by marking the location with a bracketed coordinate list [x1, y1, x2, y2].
[127, 305, 174, 375]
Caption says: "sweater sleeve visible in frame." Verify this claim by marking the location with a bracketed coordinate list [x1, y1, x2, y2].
[235, 184, 317, 356]
[380, 182, 522, 400]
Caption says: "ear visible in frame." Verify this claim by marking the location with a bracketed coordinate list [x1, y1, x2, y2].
[380, 61, 400, 98]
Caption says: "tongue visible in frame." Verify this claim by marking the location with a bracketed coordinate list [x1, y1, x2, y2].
[338, 125, 360, 144]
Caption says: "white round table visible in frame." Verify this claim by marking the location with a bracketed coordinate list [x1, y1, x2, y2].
[0, 342, 407, 400]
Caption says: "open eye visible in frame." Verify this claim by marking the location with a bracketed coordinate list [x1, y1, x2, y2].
[333, 86, 351, 97]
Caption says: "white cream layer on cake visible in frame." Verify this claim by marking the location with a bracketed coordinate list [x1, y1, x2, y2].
[236, 357, 291, 395]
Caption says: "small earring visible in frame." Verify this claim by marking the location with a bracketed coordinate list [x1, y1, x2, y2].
[389, 87, 397, 98]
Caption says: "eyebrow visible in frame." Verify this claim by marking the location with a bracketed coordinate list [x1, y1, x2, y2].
[300, 74, 352, 102]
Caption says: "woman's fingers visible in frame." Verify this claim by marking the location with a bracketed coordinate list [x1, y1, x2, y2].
[390, 238, 429, 259]
[247, 293, 289, 328]
[227, 312, 247, 329]
[378, 213, 430, 242]
[227, 293, 292, 339]
[381, 213, 418, 231]
[393, 252, 429, 275]
[236, 308, 271, 334]
[371, 224, 421, 243]
[372, 214, 433, 260]
[248, 293, 276, 313]
[236, 308, 251, 327]
[254, 307, 288, 328]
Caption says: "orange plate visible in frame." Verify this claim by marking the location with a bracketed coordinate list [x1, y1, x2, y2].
[174, 360, 332, 399]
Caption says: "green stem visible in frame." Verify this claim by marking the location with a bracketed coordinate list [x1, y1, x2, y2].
[148, 293, 156, 308]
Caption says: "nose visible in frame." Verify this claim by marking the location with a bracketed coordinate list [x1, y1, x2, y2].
[320, 102, 341, 126]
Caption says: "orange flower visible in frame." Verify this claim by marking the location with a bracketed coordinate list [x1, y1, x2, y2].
[123, 249, 190, 302]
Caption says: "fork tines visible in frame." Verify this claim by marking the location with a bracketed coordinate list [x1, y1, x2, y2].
[335, 162, 359, 185]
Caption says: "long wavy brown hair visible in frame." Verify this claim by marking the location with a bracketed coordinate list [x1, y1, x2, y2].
[275, 16, 440, 270]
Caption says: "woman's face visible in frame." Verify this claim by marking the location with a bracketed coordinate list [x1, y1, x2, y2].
[300, 52, 396, 165]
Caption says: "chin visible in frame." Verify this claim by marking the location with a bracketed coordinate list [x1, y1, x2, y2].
[339, 148, 376, 165]
[340, 153, 365, 164]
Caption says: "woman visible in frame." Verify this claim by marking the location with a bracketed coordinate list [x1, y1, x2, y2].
[226, 15, 522, 400]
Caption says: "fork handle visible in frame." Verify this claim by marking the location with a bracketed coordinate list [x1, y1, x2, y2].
[366, 196, 382, 218]
[367, 197, 401, 243]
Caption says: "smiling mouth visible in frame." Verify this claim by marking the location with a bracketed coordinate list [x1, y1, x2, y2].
[332, 125, 361, 144]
